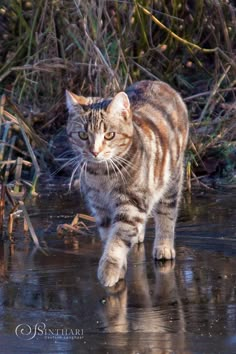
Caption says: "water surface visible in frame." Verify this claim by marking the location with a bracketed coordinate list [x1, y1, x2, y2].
[0, 179, 236, 353]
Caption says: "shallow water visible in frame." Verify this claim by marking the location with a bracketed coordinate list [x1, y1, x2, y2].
[0, 179, 236, 353]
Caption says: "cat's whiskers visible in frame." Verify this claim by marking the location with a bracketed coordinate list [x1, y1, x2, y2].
[77, 160, 88, 193]
[104, 160, 110, 179]
[109, 158, 127, 184]
[69, 159, 84, 191]
[112, 157, 132, 177]
[84, 161, 88, 181]
[115, 156, 134, 169]
[52, 155, 81, 176]
[107, 159, 119, 180]
[57, 149, 74, 159]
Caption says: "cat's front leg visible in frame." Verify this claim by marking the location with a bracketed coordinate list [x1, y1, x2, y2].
[98, 213, 146, 287]
[98, 237, 129, 287]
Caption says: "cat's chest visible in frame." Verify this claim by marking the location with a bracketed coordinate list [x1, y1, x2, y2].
[83, 175, 113, 203]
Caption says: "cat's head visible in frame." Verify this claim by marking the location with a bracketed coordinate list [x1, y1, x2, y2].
[66, 90, 133, 162]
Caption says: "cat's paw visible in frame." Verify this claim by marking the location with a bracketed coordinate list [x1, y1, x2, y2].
[98, 257, 126, 287]
[153, 246, 176, 260]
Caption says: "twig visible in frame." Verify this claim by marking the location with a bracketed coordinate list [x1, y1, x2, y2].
[0, 183, 5, 236]
[191, 171, 215, 191]
[78, 213, 96, 222]
[19, 201, 40, 248]
[131, 60, 161, 81]
[137, 3, 236, 69]
[198, 66, 231, 122]
[137, 3, 217, 53]
[184, 87, 236, 102]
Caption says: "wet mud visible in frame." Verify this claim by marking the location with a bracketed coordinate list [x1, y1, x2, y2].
[0, 179, 236, 353]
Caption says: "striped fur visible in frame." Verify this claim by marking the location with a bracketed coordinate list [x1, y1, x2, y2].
[66, 80, 189, 287]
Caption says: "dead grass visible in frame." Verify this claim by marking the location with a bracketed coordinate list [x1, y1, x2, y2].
[0, 0, 236, 192]
[0, 92, 45, 246]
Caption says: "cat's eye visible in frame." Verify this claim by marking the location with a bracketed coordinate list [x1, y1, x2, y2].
[78, 131, 88, 140]
[104, 132, 116, 140]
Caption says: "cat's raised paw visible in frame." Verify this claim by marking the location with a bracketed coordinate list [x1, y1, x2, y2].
[98, 258, 126, 287]
[153, 246, 176, 260]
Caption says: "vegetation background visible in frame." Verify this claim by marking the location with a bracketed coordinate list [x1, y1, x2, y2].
[0, 0, 236, 190]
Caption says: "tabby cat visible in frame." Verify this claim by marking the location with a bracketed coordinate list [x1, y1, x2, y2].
[66, 80, 189, 287]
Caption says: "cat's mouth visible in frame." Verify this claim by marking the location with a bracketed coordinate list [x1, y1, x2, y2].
[86, 151, 112, 163]
[85, 155, 108, 165]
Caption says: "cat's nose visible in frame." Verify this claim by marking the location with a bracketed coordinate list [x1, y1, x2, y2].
[91, 151, 99, 157]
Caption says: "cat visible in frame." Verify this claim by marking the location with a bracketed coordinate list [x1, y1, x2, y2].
[66, 80, 189, 287]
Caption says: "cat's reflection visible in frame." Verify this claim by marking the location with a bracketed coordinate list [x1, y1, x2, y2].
[101, 244, 184, 328]
[101, 243, 187, 353]
[99, 280, 128, 333]
[1, 238, 235, 353]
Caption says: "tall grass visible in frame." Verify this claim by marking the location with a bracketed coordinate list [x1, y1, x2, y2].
[0, 0, 235, 184]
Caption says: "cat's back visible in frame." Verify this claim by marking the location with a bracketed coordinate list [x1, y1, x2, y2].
[126, 80, 189, 147]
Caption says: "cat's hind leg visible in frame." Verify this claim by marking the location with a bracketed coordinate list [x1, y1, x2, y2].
[152, 167, 183, 260]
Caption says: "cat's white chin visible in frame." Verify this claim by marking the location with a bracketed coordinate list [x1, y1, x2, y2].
[88, 156, 106, 163]
[88, 155, 113, 164]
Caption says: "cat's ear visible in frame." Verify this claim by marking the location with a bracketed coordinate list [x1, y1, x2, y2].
[107, 92, 131, 120]
[66, 90, 88, 112]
